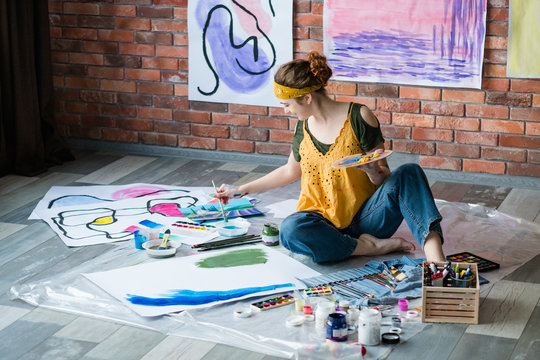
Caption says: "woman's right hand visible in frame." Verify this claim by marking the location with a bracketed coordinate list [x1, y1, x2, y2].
[214, 184, 244, 205]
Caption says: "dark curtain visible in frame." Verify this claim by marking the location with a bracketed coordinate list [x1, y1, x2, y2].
[0, 0, 73, 177]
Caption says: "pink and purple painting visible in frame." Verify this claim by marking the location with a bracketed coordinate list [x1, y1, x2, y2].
[324, 0, 487, 88]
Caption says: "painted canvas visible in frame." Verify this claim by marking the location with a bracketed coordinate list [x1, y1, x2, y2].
[324, 0, 488, 88]
[507, 0, 540, 78]
[188, 0, 293, 107]
[84, 244, 320, 317]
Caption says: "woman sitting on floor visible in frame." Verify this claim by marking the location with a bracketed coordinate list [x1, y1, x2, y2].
[215, 51, 445, 264]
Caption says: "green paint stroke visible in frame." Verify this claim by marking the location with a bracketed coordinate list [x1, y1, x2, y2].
[196, 248, 268, 268]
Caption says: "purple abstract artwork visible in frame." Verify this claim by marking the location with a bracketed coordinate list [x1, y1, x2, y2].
[324, 0, 487, 88]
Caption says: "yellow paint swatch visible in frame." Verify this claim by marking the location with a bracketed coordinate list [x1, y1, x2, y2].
[507, 0, 540, 78]
[93, 216, 113, 225]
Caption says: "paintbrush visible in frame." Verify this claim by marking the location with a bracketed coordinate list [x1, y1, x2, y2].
[197, 239, 262, 251]
[158, 229, 171, 250]
[211, 180, 228, 223]
[192, 234, 259, 248]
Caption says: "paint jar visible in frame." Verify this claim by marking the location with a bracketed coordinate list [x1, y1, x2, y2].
[315, 301, 336, 329]
[347, 307, 361, 333]
[295, 298, 305, 312]
[357, 308, 381, 346]
[339, 300, 350, 312]
[133, 230, 147, 250]
[398, 299, 408, 316]
[326, 313, 348, 342]
[147, 227, 161, 242]
[261, 223, 279, 246]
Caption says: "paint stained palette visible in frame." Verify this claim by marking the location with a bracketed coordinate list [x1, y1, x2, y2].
[331, 150, 392, 168]
[446, 252, 500, 272]
[250, 294, 295, 311]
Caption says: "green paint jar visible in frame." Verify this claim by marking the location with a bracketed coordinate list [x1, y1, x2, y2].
[262, 223, 279, 246]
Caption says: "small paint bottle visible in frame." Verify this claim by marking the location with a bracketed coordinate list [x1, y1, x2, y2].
[261, 223, 279, 246]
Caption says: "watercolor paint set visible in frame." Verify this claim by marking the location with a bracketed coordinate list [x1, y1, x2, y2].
[446, 251, 500, 272]
[250, 294, 295, 311]
[303, 286, 333, 297]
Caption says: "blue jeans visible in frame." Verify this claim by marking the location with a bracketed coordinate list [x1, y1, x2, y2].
[280, 164, 443, 263]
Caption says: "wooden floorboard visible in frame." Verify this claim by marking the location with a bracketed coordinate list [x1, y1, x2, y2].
[430, 181, 472, 203]
[447, 334, 517, 360]
[497, 188, 540, 222]
[503, 254, 540, 284]
[460, 184, 512, 209]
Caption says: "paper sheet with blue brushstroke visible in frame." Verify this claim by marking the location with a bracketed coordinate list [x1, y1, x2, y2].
[83, 244, 320, 317]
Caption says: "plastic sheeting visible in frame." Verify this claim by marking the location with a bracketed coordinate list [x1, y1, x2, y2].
[10, 200, 540, 359]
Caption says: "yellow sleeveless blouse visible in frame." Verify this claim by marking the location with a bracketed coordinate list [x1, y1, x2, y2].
[297, 111, 377, 229]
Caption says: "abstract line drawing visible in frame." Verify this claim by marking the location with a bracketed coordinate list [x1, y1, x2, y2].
[188, 0, 292, 107]
[324, 0, 487, 88]
[507, 0, 540, 78]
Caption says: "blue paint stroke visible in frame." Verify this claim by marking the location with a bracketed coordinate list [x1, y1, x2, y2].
[139, 220, 163, 229]
[125, 283, 294, 306]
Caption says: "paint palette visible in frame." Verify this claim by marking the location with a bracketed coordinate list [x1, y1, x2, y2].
[303, 286, 333, 297]
[446, 252, 500, 272]
[331, 150, 392, 168]
[250, 294, 295, 311]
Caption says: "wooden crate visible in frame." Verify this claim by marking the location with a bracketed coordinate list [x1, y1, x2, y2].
[421, 261, 479, 324]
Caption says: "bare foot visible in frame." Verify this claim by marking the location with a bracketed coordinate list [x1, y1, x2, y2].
[352, 234, 416, 256]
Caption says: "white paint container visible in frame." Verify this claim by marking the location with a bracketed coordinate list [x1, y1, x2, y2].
[357, 308, 381, 346]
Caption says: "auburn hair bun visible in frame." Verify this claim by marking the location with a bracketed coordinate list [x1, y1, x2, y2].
[308, 51, 332, 87]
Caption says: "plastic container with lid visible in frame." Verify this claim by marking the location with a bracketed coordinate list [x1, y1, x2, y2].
[357, 308, 382, 346]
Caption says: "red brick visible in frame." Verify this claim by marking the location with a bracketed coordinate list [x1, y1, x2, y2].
[154, 121, 190, 134]
[486, 22, 508, 36]
[484, 49, 507, 64]
[463, 159, 506, 174]
[103, 55, 141, 68]
[481, 147, 526, 162]
[466, 104, 509, 119]
[294, 40, 324, 54]
[358, 84, 399, 98]
[295, 0, 311, 12]
[456, 131, 498, 145]
[217, 139, 254, 153]
[229, 104, 268, 115]
[173, 34, 188, 46]
[174, 84, 188, 96]
[53, 76, 64, 87]
[117, 93, 152, 106]
[400, 87, 441, 101]
[52, 51, 68, 63]
[78, 16, 115, 29]
[269, 107, 287, 117]
[436, 116, 480, 131]
[526, 123, 540, 136]
[64, 2, 99, 15]
[419, 156, 462, 171]
[326, 81, 356, 95]
[255, 143, 291, 156]
[528, 150, 540, 163]
[269, 129, 293, 143]
[312, 1, 324, 14]
[481, 119, 524, 134]
[178, 59, 188, 71]
[138, 107, 172, 120]
[69, 53, 102, 65]
[230, 127, 268, 141]
[310, 28, 323, 41]
[101, 80, 136, 92]
[500, 134, 540, 149]
[190, 101, 227, 112]
[138, 82, 173, 95]
[485, 36, 507, 50]
[178, 136, 216, 150]
[486, 92, 531, 107]
[412, 128, 453, 142]
[101, 104, 136, 117]
[49, 14, 78, 27]
[65, 102, 100, 114]
[251, 116, 289, 129]
[437, 143, 480, 158]
[83, 41, 118, 54]
[378, 99, 420, 113]
[100, 4, 136, 17]
[154, 0, 187, 6]
[487, 8, 508, 21]
[125, 69, 160, 81]
[483, 64, 506, 77]
[79, 90, 117, 104]
[65, 77, 99, 89]
[153, 96, 188, 109]
[98, 30, 134, 42]
[373, 111, 391, 124]
[174, 110, 211, 124]
[142, 57, 178, 70]
[50, 26, 62, 38]
[87, 66, 123, 79]
[510, 108, 540, 121]
[161, 71, 187, 83]
[115, 18, 151, 30]
[151, 20, 186, 32]
[380, 125, 411, 139]
[141, 132, 178, 147]
[294, 26, 309, 39]
[174, 7, 187, 20]
[393, 113, 434, 128]
[294, 13, 323, 27]
[334, 96, 376, 109]
[116, 118, 153, 131]
[70, 126, 102, 140]
[507, 163, 540, 177]
[119, 44, 155, 56]
[192, 124, 229, 138]
[392, 140, 435, 155]
[62, 28, 97, 40]
[49, 1, 62, 13]
[137, 6, 173, 18]
[156, 46, 187, 58]
[422, 101, 464, 116]
[212, 113, 250, 126]
[482, 78, 510, 91]
[442, 90, 485, 103]
[488, 0, 509, 7]
[533, 95, 540, 107]
[80, 115, 115, 128]
[511, 79, 540, 93]
[102, 129, 140, 143]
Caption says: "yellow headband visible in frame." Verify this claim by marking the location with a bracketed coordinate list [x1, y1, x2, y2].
[274, 82, 322, 99]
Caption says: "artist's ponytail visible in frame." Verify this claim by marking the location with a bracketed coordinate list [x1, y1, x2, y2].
[274, 51, 332, 92]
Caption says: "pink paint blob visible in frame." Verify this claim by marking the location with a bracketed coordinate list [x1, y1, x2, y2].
[232, 0, 272, 38]
[150, 204, 185, 217]
[112, 185, 169, 200]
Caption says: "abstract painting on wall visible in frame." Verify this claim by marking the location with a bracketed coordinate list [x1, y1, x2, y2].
[507, 0, 540, 78]
[188, 0, 293, 107]
[324, 0, 488, 88]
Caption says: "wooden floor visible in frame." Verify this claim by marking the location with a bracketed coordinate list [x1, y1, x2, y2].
[1, 149, 539, 360]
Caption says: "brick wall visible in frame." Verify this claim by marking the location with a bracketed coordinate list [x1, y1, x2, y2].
[48, 0, 540, 177]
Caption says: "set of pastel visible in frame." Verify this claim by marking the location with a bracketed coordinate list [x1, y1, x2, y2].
[303, 286, 333, 297]
[250, 294, 295, 311]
